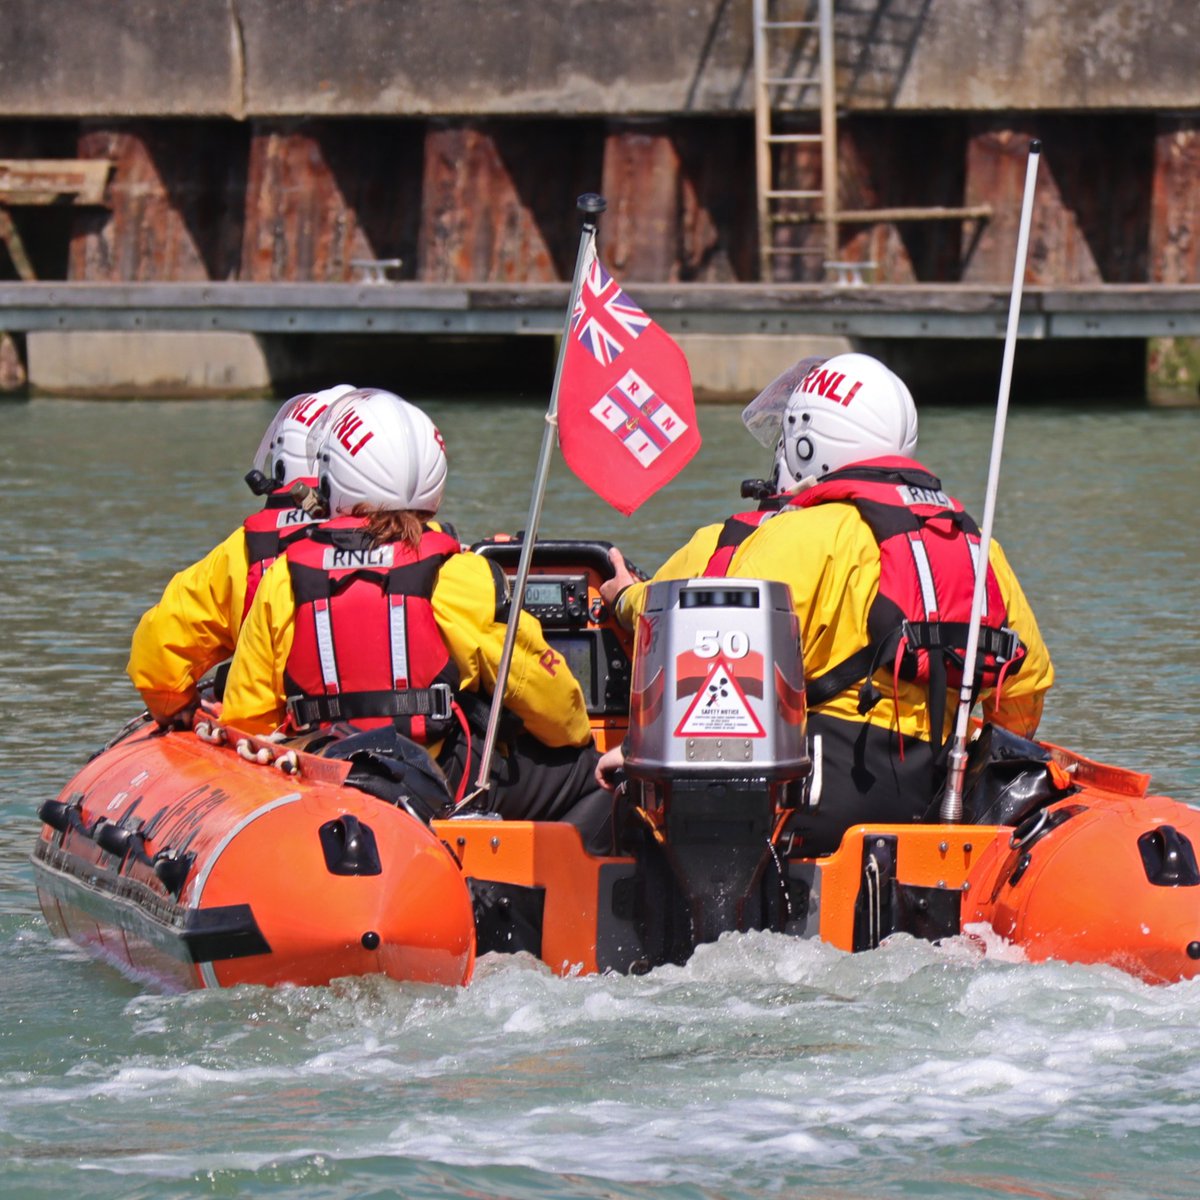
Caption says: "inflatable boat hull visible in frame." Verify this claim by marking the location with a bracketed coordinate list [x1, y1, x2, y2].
[34, 718, 1200, 988]
[965, 745, 1200, 983]
[32, 721, 476, 991]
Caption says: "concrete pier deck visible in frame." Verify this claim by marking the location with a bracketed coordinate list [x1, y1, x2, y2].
[4, 282, 1200, 340]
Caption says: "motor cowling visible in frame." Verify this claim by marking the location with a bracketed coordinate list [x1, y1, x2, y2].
[624, 579, 811, 943]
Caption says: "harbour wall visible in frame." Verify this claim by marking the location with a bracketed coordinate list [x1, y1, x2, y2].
[4, 0, 1198, 118]
[1, 1, 1197, 400]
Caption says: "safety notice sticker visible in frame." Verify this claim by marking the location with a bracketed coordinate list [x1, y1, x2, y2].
[674, 660, 765, 738]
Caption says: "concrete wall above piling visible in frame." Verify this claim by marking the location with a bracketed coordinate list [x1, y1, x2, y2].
[2, 1, 1198, 119]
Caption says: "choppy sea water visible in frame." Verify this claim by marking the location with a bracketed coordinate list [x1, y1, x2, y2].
[1, 395, 1198, 1199]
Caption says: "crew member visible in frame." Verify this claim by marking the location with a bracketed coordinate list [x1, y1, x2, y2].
[126, 384, 354, 725]
[221, 388, 612, 848]
[598, 352, 1054, 853]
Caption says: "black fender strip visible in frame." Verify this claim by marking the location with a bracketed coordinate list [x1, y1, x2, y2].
[31, 839, 271, 964]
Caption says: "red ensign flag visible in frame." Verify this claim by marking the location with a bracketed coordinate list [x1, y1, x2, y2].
[557, 241, 700, 515]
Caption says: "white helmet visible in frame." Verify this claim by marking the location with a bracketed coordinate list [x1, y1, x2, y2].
[252, 383, 357, 486]
[314, 388, 447, 515]
[774, 352, 917, 490]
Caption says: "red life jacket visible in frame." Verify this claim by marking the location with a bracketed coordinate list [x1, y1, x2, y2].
[242, 480, 320, 619]
[282, 515, 461, 740]
[705, 457, 1025, 745]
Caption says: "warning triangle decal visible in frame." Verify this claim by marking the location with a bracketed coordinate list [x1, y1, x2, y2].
[674, 659, 766, 738]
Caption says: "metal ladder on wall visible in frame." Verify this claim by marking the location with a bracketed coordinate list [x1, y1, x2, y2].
[752, 0, 993, 283]
[752, 0, 838, 282]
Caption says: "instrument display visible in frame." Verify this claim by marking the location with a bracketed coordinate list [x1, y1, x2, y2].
[521, 573, 589, 627]
[548, 633, 598, 708]
[545, 629, 628, 715]
[470, 539, 633, 717]
[524, 579, 567, 608]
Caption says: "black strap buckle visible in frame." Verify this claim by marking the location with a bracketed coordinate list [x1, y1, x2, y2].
[427, 682, 453, 723]
[287, 682, 455, 729]
[900, 620, 1021, 665]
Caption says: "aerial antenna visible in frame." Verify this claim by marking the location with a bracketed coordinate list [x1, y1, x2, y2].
[940, 138, 1042, 821]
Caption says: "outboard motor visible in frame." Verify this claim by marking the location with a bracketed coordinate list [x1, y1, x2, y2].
[624, 579, 811, 944]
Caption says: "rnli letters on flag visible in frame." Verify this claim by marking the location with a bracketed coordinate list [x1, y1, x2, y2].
[590, 368, 688, 469]
[558, 239, 699, 515]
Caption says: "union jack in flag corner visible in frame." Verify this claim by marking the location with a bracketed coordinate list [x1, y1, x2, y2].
[557, 237, 700, 515]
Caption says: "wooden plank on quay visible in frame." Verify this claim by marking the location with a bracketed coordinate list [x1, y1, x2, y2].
[0, 159, 111, 205]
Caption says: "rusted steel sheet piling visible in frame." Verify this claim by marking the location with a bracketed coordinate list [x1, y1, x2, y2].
[33, 116, 1193, 290]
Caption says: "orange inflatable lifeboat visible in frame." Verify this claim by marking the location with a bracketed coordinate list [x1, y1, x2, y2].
[32, 716, 476, 991]
[33, 541, 1200, 991]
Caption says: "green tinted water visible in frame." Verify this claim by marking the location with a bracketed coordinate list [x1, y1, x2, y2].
[1, 395, 1198, 1199]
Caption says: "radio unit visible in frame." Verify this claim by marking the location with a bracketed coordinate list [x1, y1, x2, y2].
[521, 574, 589, 628]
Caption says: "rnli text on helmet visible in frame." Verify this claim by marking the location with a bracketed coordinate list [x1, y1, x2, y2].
[331, 407, 375, 457]
[800, 367, 863, 407]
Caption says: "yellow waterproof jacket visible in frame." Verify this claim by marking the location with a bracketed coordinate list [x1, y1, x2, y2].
[615, 505, 1053, 744]
[126, 527, 251, 723]
[221, 549, 594, 748]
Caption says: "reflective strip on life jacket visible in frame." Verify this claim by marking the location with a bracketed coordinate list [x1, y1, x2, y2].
[967, 537, 987, 618]
[389, 594, 409, 689]
[907, 532, 938, 618]
[313, 598, 340, 694]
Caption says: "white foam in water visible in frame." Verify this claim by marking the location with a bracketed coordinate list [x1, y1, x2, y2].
[959, 919, 1029, 965]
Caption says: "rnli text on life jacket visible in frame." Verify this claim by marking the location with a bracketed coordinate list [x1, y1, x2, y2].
[322, 545, 395, 570]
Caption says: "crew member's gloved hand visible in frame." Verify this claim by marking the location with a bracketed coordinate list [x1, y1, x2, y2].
[164, 703, 199, 731]
[144, 691, 200, 730]
[599, 548, 640, 610]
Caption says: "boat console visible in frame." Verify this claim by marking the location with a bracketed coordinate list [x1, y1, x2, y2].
[471, 537, 634, 743]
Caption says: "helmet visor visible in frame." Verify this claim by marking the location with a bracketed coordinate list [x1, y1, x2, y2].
[741, 355, 829, 448]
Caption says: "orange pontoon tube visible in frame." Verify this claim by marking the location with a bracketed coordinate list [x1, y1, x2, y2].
[33, 718, 475, 991]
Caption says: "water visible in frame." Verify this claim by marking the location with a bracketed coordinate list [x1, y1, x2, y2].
[2, 395, 1198, 1199]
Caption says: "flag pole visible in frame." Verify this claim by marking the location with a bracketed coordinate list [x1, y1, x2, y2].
[455, 193, 607, 809]
[939, 139, 1041, 822]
